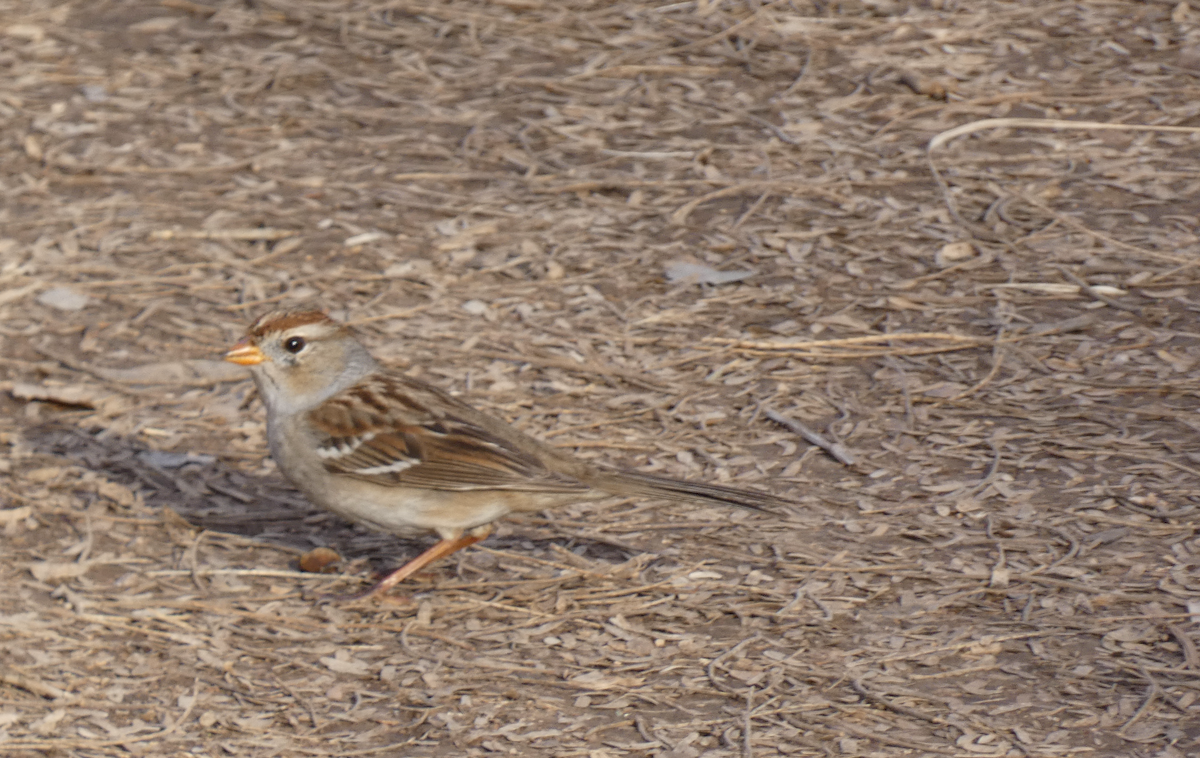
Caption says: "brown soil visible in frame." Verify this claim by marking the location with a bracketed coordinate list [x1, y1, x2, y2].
[1, 1, 1198, 756]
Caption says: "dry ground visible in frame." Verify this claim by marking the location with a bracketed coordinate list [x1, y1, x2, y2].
[1, 0, 1200, 756]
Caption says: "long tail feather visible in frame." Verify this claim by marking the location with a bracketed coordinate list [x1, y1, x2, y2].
[592, 470, 791, 513]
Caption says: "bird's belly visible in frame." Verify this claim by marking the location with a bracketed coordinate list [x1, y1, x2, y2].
[320, 486, 514, 535]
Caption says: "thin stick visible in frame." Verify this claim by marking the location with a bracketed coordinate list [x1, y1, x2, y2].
[763, 408, 856, 466]
[851, 679, 947, 725]
[743, 687, 755, 758]
[939, 333, 1006, 405]
[1055, 266, 1142, 315]
[0, 668, 69, 700]
[145, 568, 363, 581]
[707, 331, 988, 350]
[1117, 681, 1158, 737]
[928, 117, 1200, 153]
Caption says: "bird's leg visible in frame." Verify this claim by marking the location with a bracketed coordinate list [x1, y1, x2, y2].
[363, 524, 493, 599]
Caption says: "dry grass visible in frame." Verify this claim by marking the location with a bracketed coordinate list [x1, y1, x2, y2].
[2, 0, 1200, 756]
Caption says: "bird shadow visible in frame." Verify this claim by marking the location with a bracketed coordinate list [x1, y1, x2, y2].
[23, 424, 639, 576]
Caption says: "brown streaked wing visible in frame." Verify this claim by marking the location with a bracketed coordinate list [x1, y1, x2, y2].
[306, 378, 590, 493]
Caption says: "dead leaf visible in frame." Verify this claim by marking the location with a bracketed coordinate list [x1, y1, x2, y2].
[96, 480, 137, 507]
[568, 671, 644, 690]
[10, 382, 128, 414]
[92, 360, 247, 386]
[320, 650, 371, 676]
[24, 466, 65, 483]
[29, 561, 91, 583]
[664, 261, 755, 285]
[0, 506, 33, 524]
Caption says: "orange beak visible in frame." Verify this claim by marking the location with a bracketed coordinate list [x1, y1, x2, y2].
[224, 338, 265, 366]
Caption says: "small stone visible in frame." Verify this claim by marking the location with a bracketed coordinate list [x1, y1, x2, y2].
[299, 547, 342, 573]
[935, 241, 976, 267]
[37, 287, 90, 311]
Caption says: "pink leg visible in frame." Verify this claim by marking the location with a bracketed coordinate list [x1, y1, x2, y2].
[364, 526, 491, 599]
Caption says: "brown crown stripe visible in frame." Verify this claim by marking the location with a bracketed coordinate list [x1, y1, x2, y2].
[249, 310, 333, 337]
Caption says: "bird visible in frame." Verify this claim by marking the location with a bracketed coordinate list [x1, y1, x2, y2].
[225, 309, 791, 597]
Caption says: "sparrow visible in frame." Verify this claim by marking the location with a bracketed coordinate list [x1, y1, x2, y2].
[225, 310, 790, 597]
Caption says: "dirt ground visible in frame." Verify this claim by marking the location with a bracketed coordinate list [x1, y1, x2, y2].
[1, 0, 1199, 756]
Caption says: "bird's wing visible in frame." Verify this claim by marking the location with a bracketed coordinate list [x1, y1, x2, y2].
[305, 374, 590, 493]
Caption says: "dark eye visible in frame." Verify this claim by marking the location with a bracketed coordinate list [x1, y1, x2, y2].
[283, 336, 306, 353]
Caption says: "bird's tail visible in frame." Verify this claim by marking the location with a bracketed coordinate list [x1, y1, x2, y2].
[591, 469, 791, 513]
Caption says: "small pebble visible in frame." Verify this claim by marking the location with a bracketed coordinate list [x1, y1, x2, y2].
[299, 547, 342, 573]
[37, 287, 90, 311]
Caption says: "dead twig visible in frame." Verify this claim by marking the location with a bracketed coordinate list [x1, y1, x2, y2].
[763, 407, 856, 466]
[850, 679, 947, 726]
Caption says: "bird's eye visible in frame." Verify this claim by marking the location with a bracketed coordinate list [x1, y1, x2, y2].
[283, 336, 306, 353]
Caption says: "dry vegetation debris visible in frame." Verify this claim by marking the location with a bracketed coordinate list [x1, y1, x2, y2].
[1, 0, 1200, 756]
